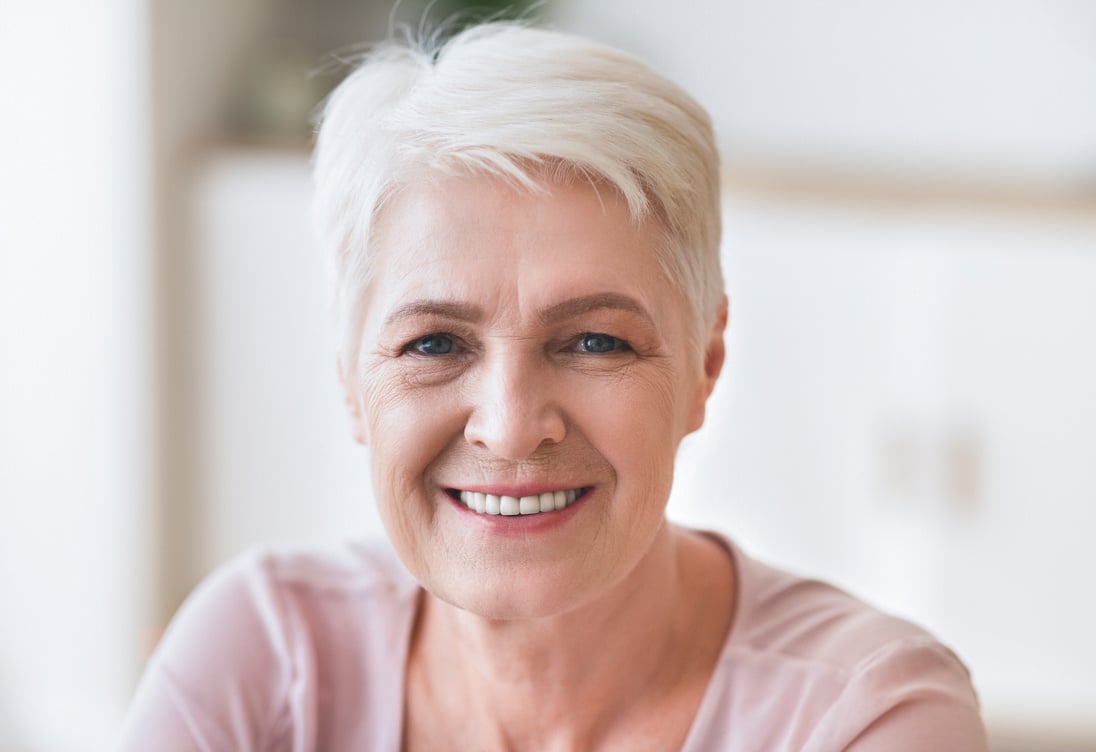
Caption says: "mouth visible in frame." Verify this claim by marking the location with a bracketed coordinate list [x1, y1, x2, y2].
[446, 487, 591, 516]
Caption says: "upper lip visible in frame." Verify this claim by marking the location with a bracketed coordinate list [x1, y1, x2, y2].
[444, 483, 589, 497]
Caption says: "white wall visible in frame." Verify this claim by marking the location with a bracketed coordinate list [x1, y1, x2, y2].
[557, 0, 1096, 185]
[0, 1, 153, 749]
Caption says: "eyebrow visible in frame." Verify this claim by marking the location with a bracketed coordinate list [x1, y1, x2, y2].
[538, 293, 654, 326]
[383, 293, 654, 328]
[384, 300, 484, 327]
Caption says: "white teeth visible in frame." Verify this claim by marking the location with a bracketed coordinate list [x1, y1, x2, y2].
[553, 490, 566, 510]
[539, 492, 555, 513]
[455, 488, 585, 516]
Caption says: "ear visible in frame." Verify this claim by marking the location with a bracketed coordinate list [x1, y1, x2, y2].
[686, 295, 728, 433]
[338, 357, 368, 445]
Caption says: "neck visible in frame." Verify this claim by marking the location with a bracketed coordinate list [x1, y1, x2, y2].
[405, 524, 733, 751]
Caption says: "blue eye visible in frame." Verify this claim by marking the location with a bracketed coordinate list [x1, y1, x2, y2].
[409, 334, 455, 355]
[579, 333, 629, 354]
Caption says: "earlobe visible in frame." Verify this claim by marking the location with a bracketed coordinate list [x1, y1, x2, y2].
[346, 392, 368, 446]
[704, 296, 729, 386]
[687, 295, 729, 433]
[338, 358, 368, 446]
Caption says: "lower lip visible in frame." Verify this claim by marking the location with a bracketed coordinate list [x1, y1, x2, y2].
[444, 489, 592, 535]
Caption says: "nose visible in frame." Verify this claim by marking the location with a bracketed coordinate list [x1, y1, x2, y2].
[463, 351, 566, 460]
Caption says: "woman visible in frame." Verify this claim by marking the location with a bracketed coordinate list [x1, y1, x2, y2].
[120, 23, 988, 751]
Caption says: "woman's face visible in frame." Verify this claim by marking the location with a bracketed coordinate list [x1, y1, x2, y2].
[348, 173, 722, 619]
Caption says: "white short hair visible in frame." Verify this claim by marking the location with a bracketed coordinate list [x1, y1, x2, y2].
[313, 22, 723, 369]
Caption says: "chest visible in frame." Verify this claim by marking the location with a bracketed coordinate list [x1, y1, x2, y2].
[399, 665, 707, 752]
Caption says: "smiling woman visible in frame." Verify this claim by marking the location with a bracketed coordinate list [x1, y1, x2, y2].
[118, 22, 989, 751]
[352, 174, 713, 623]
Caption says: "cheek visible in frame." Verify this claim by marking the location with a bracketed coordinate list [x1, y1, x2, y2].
[361, 357, 460, 446]
[358, 367, 465, 514]
[573, 367, 684, 493]
[361, 382, 465, 582]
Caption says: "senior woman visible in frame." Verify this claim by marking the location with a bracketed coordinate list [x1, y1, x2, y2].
[120, 23, 988, 751]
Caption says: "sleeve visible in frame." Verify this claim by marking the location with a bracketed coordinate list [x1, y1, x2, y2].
[806, 636, 990, 752]
[116, 553, 301, 752]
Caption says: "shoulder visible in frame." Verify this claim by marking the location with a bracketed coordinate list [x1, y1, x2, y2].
[162, 540, 417, 674]
[691, 535, 988, 751]
[224, 538, 420, 619]
[729, 541, 942, 666]
[118, 540, 417, 751]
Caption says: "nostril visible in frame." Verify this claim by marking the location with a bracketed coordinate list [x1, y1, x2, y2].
[462, 376, 567, 459]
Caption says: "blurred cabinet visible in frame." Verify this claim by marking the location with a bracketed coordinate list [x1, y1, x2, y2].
[186, 149, 383, 575]
[671, 195, 1096, 744]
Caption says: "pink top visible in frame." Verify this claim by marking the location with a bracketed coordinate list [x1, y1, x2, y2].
[118, 534, 988, 750]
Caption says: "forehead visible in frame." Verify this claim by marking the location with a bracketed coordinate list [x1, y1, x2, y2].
[368, 173, 673, 308]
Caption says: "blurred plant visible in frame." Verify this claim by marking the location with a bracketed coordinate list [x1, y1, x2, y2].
[223, 0, 547, 144]
[428, 0, 543, 29]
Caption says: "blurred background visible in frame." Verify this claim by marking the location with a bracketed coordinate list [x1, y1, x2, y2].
[1, 0, 1094, 749]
